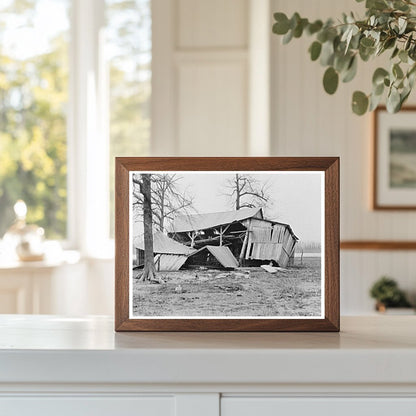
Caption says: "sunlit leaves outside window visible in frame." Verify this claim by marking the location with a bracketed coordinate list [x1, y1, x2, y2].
[106, 0, 151, 237]
[0, 0, 70, 238]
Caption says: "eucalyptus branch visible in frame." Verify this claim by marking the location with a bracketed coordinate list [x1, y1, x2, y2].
[272, 0, 416, 114]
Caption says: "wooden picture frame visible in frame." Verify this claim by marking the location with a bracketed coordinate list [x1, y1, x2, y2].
[115, 157, 339, 332]
[373, 106, 416, 210]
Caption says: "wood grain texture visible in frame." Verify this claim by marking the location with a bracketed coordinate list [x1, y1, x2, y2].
[325, 157, 340, 331]
[373, 106, 416, 210]
[115, 157, 340, 332]
[341, 241, 416, 250]
[114, 159, 130, 330]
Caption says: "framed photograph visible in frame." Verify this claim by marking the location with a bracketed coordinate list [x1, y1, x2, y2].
[115, 157, 339, 332]
[374, 106, 416, 209]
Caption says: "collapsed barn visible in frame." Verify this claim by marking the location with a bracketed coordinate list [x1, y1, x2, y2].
[135, 208, 298, 271]
[168, 207, 298, 268]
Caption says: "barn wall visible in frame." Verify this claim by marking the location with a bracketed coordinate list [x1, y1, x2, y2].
[242, 219, 297, 267]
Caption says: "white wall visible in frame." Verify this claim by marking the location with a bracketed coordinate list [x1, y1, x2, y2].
[271, 0, 416, 313]
[152, 0, 253, 156]
[43, 0, 415, 317]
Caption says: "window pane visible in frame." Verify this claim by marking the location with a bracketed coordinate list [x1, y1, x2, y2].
[106, 0, 151, 237]
[0, 0, 70, 239]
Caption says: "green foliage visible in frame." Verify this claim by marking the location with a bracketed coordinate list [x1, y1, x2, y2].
[369, 276, 412, 307]
[107, 0, 151, 237]
[272, 0, 416, 115]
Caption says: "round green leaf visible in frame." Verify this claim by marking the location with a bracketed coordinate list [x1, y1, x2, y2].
[391, 47, 399, 59]
[342, 56, 357, 83]
[399, 50, 408, 63]
[401, 88, 411, 106]
[393, 63, 404, 79]
[307, 20, 323, 35]
[290, 12, 301, 30]
[317, 30, 328, 43]
[369, 92, 383, 112]
[373, 82, 384, 96]
[334, 52, 352, 73]
[384, 37, 396, 50]
[360, 37, 375, 48]
[323, 67, 339, 95]
[320, 41, 335, 66]
[293, 18, 308, 38]
[309, 41, 322, 61]
[372, 68, 389, 86]
[273, 13, 290, 35]
[359, 44, 374, 62]
[282, 29, 293, 45]
[387, 88, 401, 113]
[352, 91, 369, 115]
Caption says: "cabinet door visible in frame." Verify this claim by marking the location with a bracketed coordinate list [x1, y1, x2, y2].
[222, 397, 416, 416]
[0, 396, 175, 416]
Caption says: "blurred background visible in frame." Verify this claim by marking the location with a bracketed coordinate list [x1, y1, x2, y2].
[0, 0, 415, 316]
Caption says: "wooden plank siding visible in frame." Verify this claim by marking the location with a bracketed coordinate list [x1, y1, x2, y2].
[242, 220, 297, 267]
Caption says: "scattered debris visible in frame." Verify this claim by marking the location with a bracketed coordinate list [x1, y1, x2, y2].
[233, 272, 250, 279]
[175, 285, 183, 294]
[261, 264, 288, 274]
[215, 273, 231, 279]
[213, 284, 243, 292]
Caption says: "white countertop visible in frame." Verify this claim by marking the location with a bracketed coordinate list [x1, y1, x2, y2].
[0, 315, 415, 386]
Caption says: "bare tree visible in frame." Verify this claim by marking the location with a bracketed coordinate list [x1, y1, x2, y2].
[134, 174, 194, 232]
[132, 174, 161, 283]
[224, 173, 270, 210]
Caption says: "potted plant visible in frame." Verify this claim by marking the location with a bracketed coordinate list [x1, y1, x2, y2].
[369, 276, 413, 313]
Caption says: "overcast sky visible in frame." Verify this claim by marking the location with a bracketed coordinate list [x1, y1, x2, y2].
[133, 172, 323, 243]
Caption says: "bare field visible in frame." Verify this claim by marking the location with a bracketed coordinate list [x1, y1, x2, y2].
[132, 257, 321, 317]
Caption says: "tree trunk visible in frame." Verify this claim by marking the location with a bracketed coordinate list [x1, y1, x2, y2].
[235, 174, 240, 210]
[138, 174, 162, 283]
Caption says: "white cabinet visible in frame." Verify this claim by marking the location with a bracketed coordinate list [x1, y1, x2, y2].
[1, 316, 416, 416]
[1, 397, 175, 416]
[222, 398, 416, 416]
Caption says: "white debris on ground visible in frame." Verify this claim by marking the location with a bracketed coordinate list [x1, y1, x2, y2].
[261, 264, 288, 274]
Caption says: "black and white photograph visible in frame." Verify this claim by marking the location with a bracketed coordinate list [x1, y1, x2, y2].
[129, 171, 324, 319]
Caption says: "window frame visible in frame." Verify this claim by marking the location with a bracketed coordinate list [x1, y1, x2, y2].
[1, 0, 153, 258]
[67, 0, 111, 257]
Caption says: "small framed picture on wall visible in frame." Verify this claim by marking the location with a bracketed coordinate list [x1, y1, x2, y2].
[374, 106, 416, 210]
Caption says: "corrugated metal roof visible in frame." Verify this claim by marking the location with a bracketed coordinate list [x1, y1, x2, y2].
[135, 231, 194, 255]
[171, 207, 263, 233]
[154, 254, 188, 271]
[190, 245, 239, 268]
